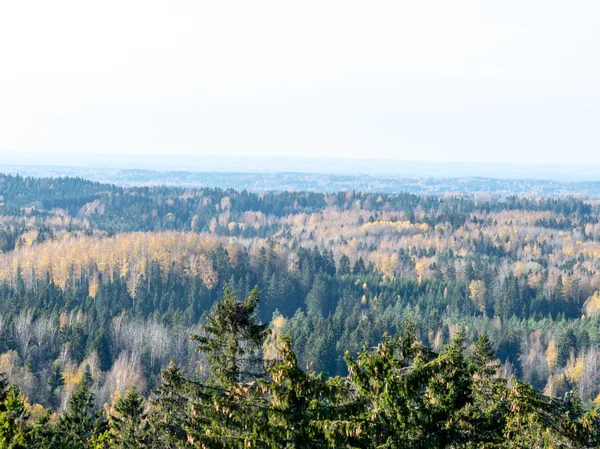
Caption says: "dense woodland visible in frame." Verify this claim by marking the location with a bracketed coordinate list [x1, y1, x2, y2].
[2, 173, 600, 446]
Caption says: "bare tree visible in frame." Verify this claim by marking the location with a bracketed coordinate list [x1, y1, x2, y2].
[97, 351, 146, 406]
[13, 310, 34, 361]
[33, 315, 59, 358]
[578, 347, 600, 401]
[145, 321, 170, 369]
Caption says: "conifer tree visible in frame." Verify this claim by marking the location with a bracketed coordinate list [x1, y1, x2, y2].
[0, 373, 8, 413]
[423, 332, 473, 446]
[191, 286, 268, 387]
[151, 286, 270, 448]
[30, 410, 56, 449]
[189, 286, 269, 447]
[261, 335, 327, 448]
[148, 361, 191, 448]
[0, 385, 31, 449]
[469, 334, 497, 375]
[457, 334, 506, 446]
[109, 387, 149, 449]
[345, 326, 437, 448]
[55, 372, 100, 449]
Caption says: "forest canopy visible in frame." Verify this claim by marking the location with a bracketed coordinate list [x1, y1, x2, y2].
[1, 174, 600, 446]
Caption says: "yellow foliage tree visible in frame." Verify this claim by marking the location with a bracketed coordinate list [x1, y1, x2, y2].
[89, 277, 99, 299]
[583, 291, 600, 317]
[264, 314, 286, 360]
[544, 373, 568, 398]
[546, 339, 558, 371]
[565, 353, 584, 384]
[469, 280, 486, 314]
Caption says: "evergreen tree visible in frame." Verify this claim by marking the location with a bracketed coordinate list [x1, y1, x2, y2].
[338, 254, 351, 275]
[260, 335, 333, 448]
[352, 257, 366, 275]
[148, 361, 191, 448]
[153, 287, 271, 448]
[191, 286, 268, 386]
[48, 362, 65, 398]
[305, 276, 328, 318]
[345, 327, 437, 448]
[109, 387, 149, 449]
[470, 334, 498, 377]
[30, 410, 57, 449]
[89, 328, 112, 372]
[55, 374, 100, 449]
[421, 332, 473, 446]
[0, 373, 9, 412]
[0, 386, 31, 449]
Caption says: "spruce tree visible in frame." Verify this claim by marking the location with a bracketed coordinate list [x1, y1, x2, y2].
[153, 286, 270, 448]
[148, 361, 191, 448]
[261, 335, 327, 448]
[345, 327, 437, 448]
[0, 373, 9, 413]
[0, 385, 31, 449]
[423, 332, 473, 446]
[48, 362, 64, 409]
[109, 387, 149, 449]
[458, 334, 506, 446]
[191, 286, 268, 387]
[55, 373, 99, 449]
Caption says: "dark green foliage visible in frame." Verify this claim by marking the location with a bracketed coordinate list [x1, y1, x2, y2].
[0, 373, 9, 410]
[143, 292, 600, 448]
[30, 410, 56, 449]
[55, 374, 103, 449]
[148, 361, 191, 448]
[0, 386, 31, 449]
[191, 286, 268, 387]
[109, 387, 149, 449]
[89, 328, 112, 372]
[259, 335, 352, 448]
[305, 275, 329, 318]
[0, 313, 596, 448]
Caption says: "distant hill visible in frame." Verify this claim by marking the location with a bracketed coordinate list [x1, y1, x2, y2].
[1, 163, 600, 197]
[1, 151, 600, 181]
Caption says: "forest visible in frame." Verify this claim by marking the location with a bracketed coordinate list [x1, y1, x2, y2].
[1, 173, 600, 447]
[5, 164, 600, 197]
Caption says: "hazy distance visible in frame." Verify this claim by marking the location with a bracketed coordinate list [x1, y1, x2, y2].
[1, 151, 600, 184]
[1, 1, 600, 165]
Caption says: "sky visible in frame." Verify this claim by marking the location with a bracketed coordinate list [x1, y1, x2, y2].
[1, 1, 599, 165]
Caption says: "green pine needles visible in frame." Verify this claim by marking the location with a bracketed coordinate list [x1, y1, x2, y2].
[0, 288, 600, 448]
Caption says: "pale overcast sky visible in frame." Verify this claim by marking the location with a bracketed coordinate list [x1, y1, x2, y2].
[1, 1, 599, 164]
